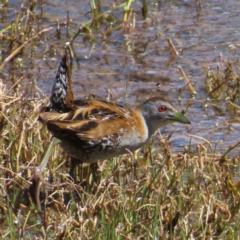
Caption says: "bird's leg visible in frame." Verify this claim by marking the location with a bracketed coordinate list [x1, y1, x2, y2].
[68, 157, 78, 182]
[65, 159, 99, 202]
[63, 157, 81, 203]
[89, 162, 99, 187]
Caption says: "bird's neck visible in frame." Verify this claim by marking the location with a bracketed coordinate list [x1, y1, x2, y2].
[143, 116, 170, 137]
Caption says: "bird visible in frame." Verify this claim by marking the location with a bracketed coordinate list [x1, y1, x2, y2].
[39, 51, 191, 179]
[39, 96, 191, 164]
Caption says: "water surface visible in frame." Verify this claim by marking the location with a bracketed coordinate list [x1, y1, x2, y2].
[1, 0, 240, 156]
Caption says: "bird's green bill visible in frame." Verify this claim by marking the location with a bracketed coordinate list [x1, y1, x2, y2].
[171, 112, 191, 124]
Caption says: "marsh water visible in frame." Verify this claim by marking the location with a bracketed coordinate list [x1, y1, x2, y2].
[1, 0, 240, 156]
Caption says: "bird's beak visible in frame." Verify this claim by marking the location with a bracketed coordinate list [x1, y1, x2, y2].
[171, 112, 191, 124]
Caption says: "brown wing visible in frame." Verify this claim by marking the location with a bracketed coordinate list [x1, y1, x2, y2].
[39, 99, 133, 150]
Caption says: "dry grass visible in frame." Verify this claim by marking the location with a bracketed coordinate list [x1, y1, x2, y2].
[1, 78, 240, 239]
[0, 0, 240, 239]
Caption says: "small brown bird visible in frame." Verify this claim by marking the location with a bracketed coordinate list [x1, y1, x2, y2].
[40, 97, 191, 163]
[39, 52, 191, 172]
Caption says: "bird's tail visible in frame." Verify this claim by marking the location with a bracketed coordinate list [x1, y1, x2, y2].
[50, 51, 75, 112]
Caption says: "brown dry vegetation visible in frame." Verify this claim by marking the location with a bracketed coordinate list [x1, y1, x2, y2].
[1, 0, 240, 239]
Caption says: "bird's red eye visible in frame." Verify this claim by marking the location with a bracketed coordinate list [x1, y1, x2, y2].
[158, 105, 167, 112]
